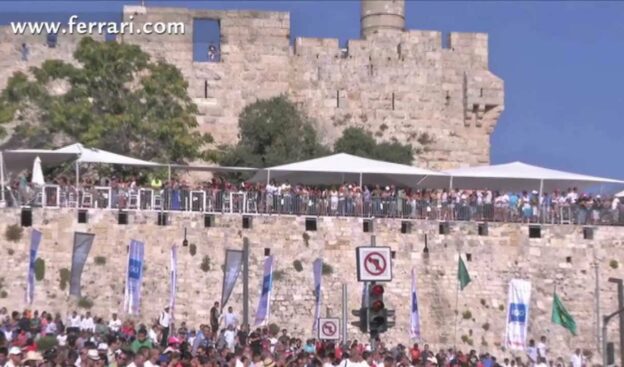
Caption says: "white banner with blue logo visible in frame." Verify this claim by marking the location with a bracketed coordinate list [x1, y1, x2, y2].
[26, 229, 42, 305]
[504, 279, 532, 350]
[124, 240, 145, 315]
[254, 255, 274, 326]
[312, 258, 323, 334]
[410, 268, 421, 340]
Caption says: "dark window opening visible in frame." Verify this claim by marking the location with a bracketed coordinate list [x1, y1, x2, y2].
[47, 32, 57, 48]
[204, 80, 208, 98]
[193, 18, 221, 62]
[441, 32, 450, 49]
[466, 253, 472, 262]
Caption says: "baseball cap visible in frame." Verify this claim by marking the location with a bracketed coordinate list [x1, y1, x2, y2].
[8, 347, 22, 356]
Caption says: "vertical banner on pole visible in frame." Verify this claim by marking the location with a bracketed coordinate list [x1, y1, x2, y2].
[410, 268, 421, 340]
[504, 279, 532, 350]
[169, 245, 177, 317]
[69, 232, 95, 297]
[312, 258, 323, 333]
[124, 240, 145, 315]
[254, 255, 274, 326]
[26, 229, 42, 305]
[221, 249, 244, 308]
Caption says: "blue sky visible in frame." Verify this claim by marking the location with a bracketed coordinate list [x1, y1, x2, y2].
[1, 1, 624, 180]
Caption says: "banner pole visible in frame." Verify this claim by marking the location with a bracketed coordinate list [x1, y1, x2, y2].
[453, 254, 460, 351]
[242, 237, 250, 328]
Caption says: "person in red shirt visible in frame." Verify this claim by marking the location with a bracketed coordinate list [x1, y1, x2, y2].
[411, 343, 421, 364]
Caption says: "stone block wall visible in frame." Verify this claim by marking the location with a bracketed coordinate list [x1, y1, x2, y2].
[0, 209, 621, 361]
[0, 1, 503, 169]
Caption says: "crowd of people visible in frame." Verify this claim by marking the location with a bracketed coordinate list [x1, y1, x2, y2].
[0, 306, 590, 367]
[3, 174, 622, 226]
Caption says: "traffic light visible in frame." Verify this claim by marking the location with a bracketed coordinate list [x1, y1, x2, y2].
[351, 308, 368, 333]
[368, 283, 388, 336]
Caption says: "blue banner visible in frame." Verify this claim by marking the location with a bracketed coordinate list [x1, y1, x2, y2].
[69, 232, 95, 297]
[124, 240, 145, 315]
[410, 268, 421, 340]
[312, 258, 322, 333]
[221, 249, 243, 309]
[254, 255, 274, 326]
[26, 229, 42, 305]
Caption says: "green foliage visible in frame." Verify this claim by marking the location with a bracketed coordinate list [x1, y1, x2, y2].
[0, 37, 213, 163]
[462, 310, 472, 320]
[94, 256, 106, 265]
[34, 258, 45, 281]
[293, 260, 303, 272]
[36, 336, 58, 352]
[218, 96, 329, 174]
[461, 335, 474, 345]
[610, 260, 619, 269]
[5, 224, 23, 242]
[77, 297, 93, 309]
[334, 127, 413, 165]
[59, 268, 70, 290]
[273, 269, 286, 281]
[200, 256, 211, 272]
[189, 244, 197, 256]
[322, 262, 333, 275]
[482, 322, 490, 331]
[498, 304, 505, 311]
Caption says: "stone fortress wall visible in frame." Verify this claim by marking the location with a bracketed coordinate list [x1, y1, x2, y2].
[0, 0, 504, 169]
[0, 209, 622, 360]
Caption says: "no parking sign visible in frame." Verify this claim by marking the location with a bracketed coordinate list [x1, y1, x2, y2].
[318, 318, 340, 340]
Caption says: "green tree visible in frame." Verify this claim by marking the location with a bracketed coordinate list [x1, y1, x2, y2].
[334, 127, 413, 165]
[0, 37, 212, 163]
[219, 96, 329, 169]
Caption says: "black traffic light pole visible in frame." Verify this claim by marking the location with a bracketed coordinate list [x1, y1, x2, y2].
[607, 278, 624, 367]
[603, 306, 624, 367]
[369, 235, 376, 349]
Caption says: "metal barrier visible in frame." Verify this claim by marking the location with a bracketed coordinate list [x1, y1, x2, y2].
[5, 185, 622, 226]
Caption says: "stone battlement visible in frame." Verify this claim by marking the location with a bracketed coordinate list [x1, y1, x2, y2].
[0, 1, 504, 169]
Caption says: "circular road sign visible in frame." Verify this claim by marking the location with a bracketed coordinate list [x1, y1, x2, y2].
[322, 321, 337, 337]
[363, 251, 387, 276]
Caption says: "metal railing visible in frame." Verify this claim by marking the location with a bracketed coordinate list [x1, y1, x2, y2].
[2, 185, 622, 226]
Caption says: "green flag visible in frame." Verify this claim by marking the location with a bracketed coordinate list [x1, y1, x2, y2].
[458, 256, 471, 291]
[552, 291, 577, 336]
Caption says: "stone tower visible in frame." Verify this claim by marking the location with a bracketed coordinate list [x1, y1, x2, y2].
[360, 0, 405, 38]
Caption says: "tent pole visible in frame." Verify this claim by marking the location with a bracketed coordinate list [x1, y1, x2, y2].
[75, 161, 79, 190]
[359, 173, 362, 188]
[168, 165, 171, 183]
[539, 179, 544, 198]
[0, 151, 5, 205]
[415, 175, 429, 188]
[450, 176, 454, 191]
[267, 169, 271, 186]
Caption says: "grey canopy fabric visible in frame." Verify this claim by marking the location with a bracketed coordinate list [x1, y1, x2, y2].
[250, 153, 450, 187]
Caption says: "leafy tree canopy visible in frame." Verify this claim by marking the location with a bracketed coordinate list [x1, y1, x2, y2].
[218, 95, 329, 168]
[0, 37, 212, 163]
[334, 127, 413, 165]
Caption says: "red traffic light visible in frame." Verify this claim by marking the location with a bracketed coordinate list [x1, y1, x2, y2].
[371, 300, 385, 312]
[371, 284, 384, 296]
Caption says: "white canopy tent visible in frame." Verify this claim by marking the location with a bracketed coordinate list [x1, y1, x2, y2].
[616, 190, 624, 198]
[441, 161, 624, 193]
[54, 143, 162, 187]
[250, 153, 450, 187]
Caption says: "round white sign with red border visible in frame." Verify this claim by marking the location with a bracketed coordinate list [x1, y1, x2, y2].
[318, 318, 340, 340]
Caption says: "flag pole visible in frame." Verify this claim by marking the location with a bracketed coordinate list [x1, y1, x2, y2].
[453, 253, 460, 350]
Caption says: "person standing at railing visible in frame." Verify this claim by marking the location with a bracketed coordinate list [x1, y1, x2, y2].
[611, 196, 621, 224]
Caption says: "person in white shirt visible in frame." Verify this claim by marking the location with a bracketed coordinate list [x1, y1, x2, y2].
[570, 349, 583, 367]
[144, 348, 160, 367]
[221, 307, 238, 329]
[80, 312, 95, 333]
[108, 313, 122, 333]
[223, 325, 237, 352]
[159, 306, 171, 348]
[337, 346, 369, 367]
[67, 311, 81, 334]
[56, 330, 68, 347]
[537, 336, 548, 362]
[148, 324, 160, 345]
[5, 347, 22, 367]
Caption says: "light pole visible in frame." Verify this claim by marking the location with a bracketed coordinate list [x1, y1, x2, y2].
[607, 277, 624, 367]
